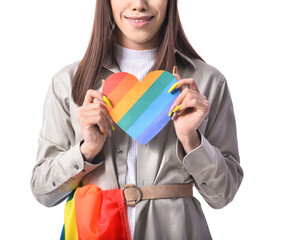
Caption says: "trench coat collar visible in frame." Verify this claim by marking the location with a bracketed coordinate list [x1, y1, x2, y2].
[102, 48, 196, 73]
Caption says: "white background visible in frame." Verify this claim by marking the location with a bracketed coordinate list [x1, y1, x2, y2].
[1, 0, 282, 239]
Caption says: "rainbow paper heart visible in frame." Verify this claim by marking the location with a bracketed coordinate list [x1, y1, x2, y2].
[103, 70, 180, 145]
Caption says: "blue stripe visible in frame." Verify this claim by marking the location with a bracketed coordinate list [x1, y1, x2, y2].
[137, 98, 176, 145]
[60, 224, 65, 240]
[127, 77, 179, 140]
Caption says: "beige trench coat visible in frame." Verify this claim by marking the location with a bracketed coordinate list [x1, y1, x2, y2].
[31, 50, 243, 240]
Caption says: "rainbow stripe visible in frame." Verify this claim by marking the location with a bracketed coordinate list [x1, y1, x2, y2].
[62, 189, 79, 240]
[60, 185, 131, 240]
[103, 71, 180, 145]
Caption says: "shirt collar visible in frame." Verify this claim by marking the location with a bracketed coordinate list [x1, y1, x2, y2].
[103, 48, 196, 73]
[174, 49, 196, 70]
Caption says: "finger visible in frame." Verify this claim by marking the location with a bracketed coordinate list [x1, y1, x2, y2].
[84, 83, 114, 130]
[173, 73, 181, 82]
[83, 102, 113, 127]
[109, 118, 116, 131]
[83, 89, 104, 106]
[168, 88, 198, 115]
[171, 73, 182, 93]
[83, 102, 108, 112]
[176, 78, 200, 93]
[177, 94, 209, 116]
[100, 106, 114, 131]
[97, 110, 115, 135]
[180, 98, 198, 112]
[101, 80, 114, 108]
[96, 114, 109, 136]
[85, 113, 109, 135]
[101, 79, 105, 91]
[171, 66, 182, 91]
[168, 90, 186, 117]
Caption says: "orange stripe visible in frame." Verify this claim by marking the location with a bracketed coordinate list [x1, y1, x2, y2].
[75, 185, 102, 240]
[110, 71, 163, 123]
[107, 73, 137, 106]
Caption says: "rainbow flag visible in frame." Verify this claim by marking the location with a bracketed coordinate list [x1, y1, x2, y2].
[103, 70, 180, 145]
[60, 185, 131, 240]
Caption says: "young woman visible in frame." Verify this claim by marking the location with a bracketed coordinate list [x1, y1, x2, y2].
[31, 0, 243, 239]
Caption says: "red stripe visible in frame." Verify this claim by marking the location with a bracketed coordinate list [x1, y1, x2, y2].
[98, 190, 131, 240]
[103, 72, 128, 96]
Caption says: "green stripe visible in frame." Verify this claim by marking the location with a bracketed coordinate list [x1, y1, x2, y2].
[118, 71, 174, 131]
[66, 190, 76, 202]
[60, 225, 65, 240]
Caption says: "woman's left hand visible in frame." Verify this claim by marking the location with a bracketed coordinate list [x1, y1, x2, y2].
[169, 71, 210, 153]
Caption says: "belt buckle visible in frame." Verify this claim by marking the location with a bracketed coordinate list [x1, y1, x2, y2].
[122, 184, 143, 206]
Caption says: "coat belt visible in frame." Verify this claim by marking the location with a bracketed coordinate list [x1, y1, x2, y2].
[122, 183, 193, 206]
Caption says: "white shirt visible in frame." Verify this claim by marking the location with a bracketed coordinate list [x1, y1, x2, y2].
[115, 43, 157, 239]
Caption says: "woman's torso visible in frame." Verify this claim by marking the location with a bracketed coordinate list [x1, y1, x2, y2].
[60, 54, 224, 239]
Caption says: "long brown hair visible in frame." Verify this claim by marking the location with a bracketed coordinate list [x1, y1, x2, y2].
[72, 0, 204, 106]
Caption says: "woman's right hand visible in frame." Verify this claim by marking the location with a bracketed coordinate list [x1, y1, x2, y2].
[77, 85, 113, 162]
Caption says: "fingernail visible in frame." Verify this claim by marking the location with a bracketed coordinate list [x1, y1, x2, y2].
[103, 128, 106, 136]
[111, 125, 115, 131]
[103, 96, 113, 108]
[168, 82, 179, 93]
[172, 66, 177, 75]
[168, 111, 173, 117]
[173, 105, 182, 113]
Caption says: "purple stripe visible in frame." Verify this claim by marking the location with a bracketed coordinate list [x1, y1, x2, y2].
[137, 98, 176, 145]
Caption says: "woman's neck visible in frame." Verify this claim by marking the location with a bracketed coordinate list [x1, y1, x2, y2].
[117, 36, 158, 50]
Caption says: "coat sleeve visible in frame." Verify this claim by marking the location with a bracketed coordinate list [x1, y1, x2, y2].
[176, 77, 243, 209]
[30, 76, 104, 207]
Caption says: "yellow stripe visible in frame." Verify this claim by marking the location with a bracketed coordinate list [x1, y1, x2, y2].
[110, 70, 163, 122]
[64, 189, 79, 240]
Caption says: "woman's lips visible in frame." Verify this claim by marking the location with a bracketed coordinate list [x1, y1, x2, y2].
[125, 16, 154, 28]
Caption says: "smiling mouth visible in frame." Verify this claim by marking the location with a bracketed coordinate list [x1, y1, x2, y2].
[125, 16, 154, 22]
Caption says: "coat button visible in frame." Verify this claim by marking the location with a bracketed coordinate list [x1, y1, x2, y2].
[74, 164, 79, 170]
[201, 182, 207, 187]
[52, 182, 56, 187]
[117, 149, 123, 154]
